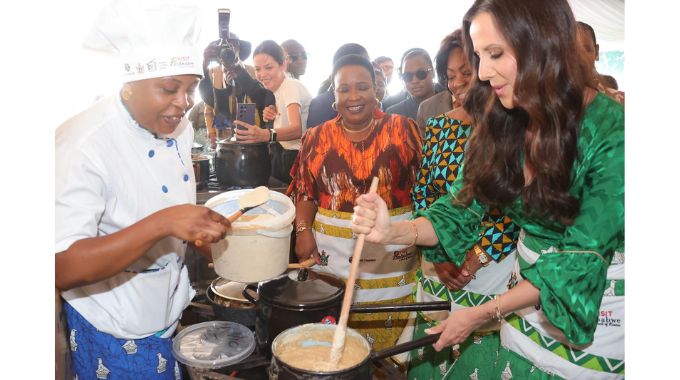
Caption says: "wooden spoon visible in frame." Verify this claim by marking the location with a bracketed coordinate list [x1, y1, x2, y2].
[195, 186, 270, 247]
[329, 176, 379, 366]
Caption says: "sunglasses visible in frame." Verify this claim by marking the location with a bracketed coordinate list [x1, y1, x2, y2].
[401, 68, 432, 82]
[288, 52, 308, 62]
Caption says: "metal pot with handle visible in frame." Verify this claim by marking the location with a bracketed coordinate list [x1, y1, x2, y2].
[192, 154, 211, 190]
[242, 268, 451, 359]
[268, 323, 441, 379]
[206, 278, 257, 329]
[215, 140, 271, 188]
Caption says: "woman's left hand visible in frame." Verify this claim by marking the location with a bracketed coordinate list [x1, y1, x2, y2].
[233, 120, 268, 143]
[424, 306, 490, 351]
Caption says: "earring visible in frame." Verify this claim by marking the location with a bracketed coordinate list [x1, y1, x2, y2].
[121, 85, 133, 101]
[331, 102, 337, 111]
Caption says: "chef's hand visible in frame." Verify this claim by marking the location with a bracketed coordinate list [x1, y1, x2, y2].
[351, 193, 392, 244]
[295, 230, 319, 264]
[160, 204, 230, 244]
[233, 120, 268, 143]
[425, 305, 488, 352]
[262, 105, 278, 123]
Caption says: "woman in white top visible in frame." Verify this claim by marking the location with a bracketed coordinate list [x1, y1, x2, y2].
[234, 40, 312, 184]
[55, 1, 230, 378]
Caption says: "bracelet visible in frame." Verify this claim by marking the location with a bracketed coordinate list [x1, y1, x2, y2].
[268, 129, 274, 142]
[494, 295, 503, 323]
[295, 221, 311, 236]
[409, 220, 418, 247]
[473, 244, 490, 267]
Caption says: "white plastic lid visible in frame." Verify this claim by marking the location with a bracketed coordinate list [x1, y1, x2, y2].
[205, 189, 295, 231]
[172, 321, 255, 369]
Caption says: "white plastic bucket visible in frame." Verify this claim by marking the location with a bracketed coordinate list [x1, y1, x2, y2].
[205, 189, 295, 283]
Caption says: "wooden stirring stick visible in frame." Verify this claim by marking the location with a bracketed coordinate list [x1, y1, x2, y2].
[329, 176, 379, 366]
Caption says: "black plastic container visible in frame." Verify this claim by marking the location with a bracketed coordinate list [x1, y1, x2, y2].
[242, 270, 345, 357]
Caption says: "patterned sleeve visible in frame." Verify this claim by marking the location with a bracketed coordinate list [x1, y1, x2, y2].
[478, 208, 520, 262]
[285, 128, 319, 204]
[522, 98, 625, 346]
[414, 172, 485, 265]
[411, 117, 436, 211]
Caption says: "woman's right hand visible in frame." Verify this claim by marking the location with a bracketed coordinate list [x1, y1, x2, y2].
[160, 204, 230, 243]
[351, 193, 392, 244]
[295, 230, 319, 263]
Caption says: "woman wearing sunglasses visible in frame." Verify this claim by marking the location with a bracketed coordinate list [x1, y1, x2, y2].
[352, 0, 624, 378]
[385, 48, 437, 121]
[407, 29, 519, 380]
[287, 54, 422, 353]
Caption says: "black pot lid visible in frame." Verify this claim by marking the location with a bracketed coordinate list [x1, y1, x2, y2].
[257, 269, 344, 309]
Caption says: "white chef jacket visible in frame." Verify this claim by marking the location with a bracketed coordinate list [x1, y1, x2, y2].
[56, 95, 197, 339]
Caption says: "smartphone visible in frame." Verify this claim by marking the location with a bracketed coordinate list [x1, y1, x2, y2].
[236, 103, 256, 130]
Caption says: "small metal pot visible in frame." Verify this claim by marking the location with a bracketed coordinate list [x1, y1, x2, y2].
[206, 280, 256, 329]
[215, 140, 271, 188]
[268, 323, 441, 379]
[191, 142, 204, 155]
[192, 154, 211, 190]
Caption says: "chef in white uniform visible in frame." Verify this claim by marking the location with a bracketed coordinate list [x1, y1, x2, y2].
[55, 1, 230, 378]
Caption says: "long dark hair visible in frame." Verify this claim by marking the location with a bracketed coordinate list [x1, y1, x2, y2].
[459, 0, 594, 225]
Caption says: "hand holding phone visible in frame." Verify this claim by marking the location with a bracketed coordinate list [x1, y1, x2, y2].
[236, 103, 256, 129]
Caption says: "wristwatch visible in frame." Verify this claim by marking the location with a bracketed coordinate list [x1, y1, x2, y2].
[473, 245, 490, 266]
[269, 129, 277, 142]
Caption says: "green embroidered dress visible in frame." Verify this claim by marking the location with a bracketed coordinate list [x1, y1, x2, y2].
[415, 93, 625, 379]
[407, 115, 519, 380]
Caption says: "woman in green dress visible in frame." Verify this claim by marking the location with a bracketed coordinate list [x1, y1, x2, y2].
[351, 0, 624, 378]
[407, 29, 519, 380]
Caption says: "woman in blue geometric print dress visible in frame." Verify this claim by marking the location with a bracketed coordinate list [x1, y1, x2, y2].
[407, 29, 519, 380]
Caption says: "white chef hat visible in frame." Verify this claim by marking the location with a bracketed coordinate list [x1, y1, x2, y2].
[83, 0, 203, 82]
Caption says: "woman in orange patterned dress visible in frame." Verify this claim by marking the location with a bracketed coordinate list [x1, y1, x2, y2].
[287, 54, 422, 352]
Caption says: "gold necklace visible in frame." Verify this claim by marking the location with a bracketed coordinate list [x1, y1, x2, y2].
[341, 118, 375, 135]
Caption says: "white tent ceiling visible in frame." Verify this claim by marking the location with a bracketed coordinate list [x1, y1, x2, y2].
[569, 0, 625, 45]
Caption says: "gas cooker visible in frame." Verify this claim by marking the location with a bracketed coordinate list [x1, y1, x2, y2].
[179, 283, 406, 380]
